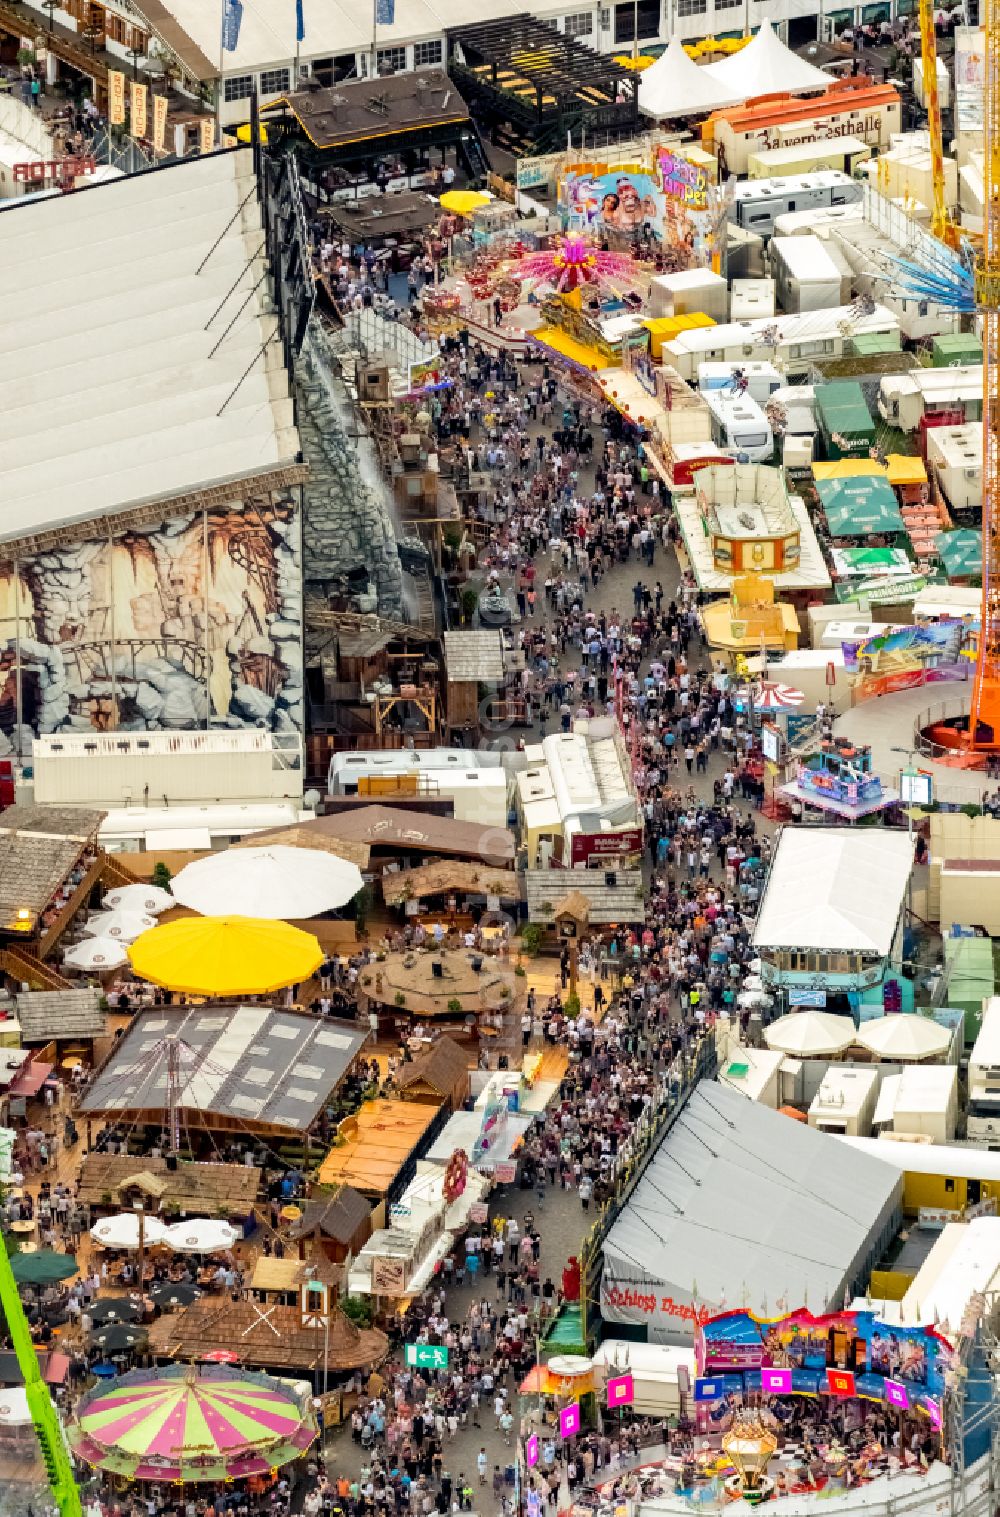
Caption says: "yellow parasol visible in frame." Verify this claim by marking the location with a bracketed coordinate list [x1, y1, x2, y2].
[612, 53, 656, 69]
[439, 189, 490, 216]
[235, 121, 269, 144]
[128, 915, 323, 996]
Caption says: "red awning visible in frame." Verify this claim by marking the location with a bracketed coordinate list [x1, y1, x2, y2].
[9, 1062, 53, 1098]
[43, 1352, 70, 1385]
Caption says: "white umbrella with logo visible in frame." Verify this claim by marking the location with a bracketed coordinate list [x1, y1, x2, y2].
[102, 883, 174, 915]
[83, 910, 158, 942]
[64, 937, 130, 973]
[90, 1213, 169, 1250]
[163, 1218, 239, 1254]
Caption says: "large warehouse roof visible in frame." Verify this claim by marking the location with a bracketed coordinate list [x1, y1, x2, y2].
[0, 148, 299, 542]
[752, 827, 913, 955]
[602, 1083, 901, 1325]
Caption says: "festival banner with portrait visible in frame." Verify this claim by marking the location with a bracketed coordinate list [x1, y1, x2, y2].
[694, 1306, 951, 1434]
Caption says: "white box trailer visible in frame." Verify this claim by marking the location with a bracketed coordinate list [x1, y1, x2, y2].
[661, 304, 900, 381]
[808, 1067, 880, 1138]
[649, 268, 729, 322]
[730, 171, 864, 238]
[770, 234, 846, 313]
[891, 1064, 959, 1144]
[877, 365, 983, 432]
[772, 204, 867, 239]
[966, 997, 1000, 1144]
[729, 278, 775, 321]
[926, 422, 982, 512]
[748, 136, 873, 179]
[766, 648, 847, 707]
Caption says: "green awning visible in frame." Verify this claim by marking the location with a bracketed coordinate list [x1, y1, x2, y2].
[839, 546, 901, 569]
[935, 528, 982, 579]
[816, 475, 905, 537]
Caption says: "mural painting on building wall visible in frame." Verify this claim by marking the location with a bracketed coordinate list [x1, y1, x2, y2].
[0, 500, 302, 741]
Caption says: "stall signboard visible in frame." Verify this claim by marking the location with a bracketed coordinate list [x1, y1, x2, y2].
[570, 828, 643, 865]
[525, 1434, 539, 1466]
[607, 1373, 634, 1408]
[472, 1094, 508, 1163]
[656, 146, 709, 209]
[14, 155, 96, 186]
[789, 989, 827, 1008]
[760, 724, 781, 763]
[493, 1161, 517, 1184]
[559, 1403, 581, 1438]
[108, 69, 126, 125]
[405, 1343, 449, 1369]
[900, 769, 934, 806]
[372, 1256, 407, 1295]
[698, 1307, 950, 1408]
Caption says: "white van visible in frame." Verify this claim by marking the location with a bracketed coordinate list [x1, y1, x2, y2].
[703, 390, 773, 462]
[697, 361, 782, 406]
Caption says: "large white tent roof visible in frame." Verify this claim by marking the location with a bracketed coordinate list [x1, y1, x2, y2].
[638, 37, 743, 119]
[702, 21, 831, 98]
[602, 1083, 902, 1321]
[0, 147, 299, 542]
[150, 0, 569, 78]
[752, 827, 913, 955]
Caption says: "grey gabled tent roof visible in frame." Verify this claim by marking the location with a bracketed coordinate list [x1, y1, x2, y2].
[602, 1082, 901, 1320]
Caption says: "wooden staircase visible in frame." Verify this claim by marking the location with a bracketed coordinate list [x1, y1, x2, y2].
[1, 945, 71, 992]
[99, 854, 143, 889]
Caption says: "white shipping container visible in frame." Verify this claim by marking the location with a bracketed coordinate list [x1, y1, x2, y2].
[729, 278, 775, 320]
[649, 268, 729, 322]
[770, 234, 844, 313]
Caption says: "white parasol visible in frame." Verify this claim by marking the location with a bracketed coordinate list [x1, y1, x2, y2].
[102, 883, 174, 915]
[855, 1015, 951, 1062]
[90, 1213, 169, 1250]
[162, 1218, 239, 1254]
[170, 845, 364, 920]
[83, 910, 158, 942]
[63, 937, 129, 973]
[764, 1010, 857, 1057]
[0, 1389, 32, 1427]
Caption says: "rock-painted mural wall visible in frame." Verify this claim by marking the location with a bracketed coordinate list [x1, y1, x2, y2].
[0, 496, 302, 741]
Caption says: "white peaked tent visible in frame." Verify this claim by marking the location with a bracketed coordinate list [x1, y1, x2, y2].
[856, 1015, 951, 1063]
[764, 1010, 857, 1057]
[639, 36, 744, 119]
[703, 21, 830, 97]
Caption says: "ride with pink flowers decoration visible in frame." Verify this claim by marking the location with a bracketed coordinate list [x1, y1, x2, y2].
[504, 233, 640, 296]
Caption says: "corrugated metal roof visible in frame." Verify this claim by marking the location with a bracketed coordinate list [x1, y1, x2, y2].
[603, 1083, 902, 1320]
